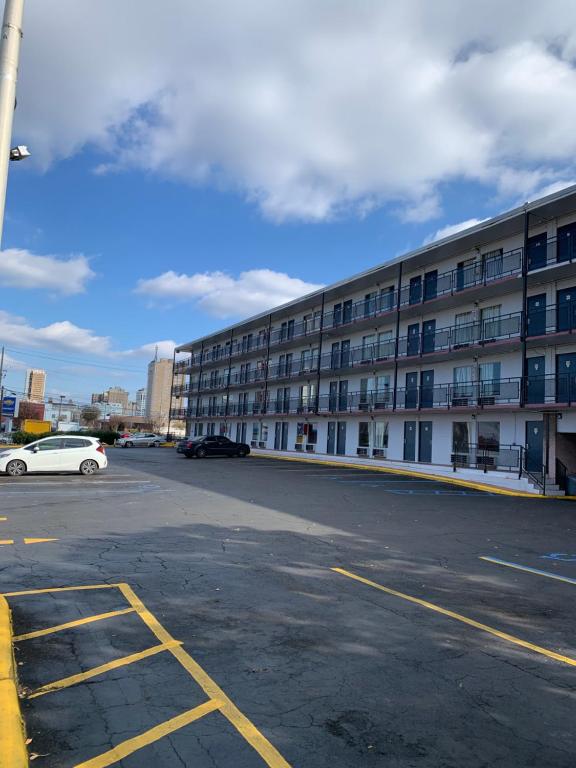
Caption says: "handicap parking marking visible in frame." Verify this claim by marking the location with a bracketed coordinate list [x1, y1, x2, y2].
[5, 582, 292, 768]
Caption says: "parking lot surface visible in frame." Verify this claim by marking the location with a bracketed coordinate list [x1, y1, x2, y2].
[1, 449, 576, 767]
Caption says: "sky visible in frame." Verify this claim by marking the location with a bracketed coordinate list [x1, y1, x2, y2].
[2, 0, 576, 403]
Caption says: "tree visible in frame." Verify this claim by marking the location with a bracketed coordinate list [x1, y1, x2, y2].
[81, 405, 101, 426]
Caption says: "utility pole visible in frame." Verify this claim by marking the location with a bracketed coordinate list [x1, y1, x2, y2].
[0, 344, 5, 432]
[0, 0, 24, 246]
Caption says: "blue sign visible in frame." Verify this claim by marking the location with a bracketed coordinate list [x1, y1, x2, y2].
[1, 397, 16, 416]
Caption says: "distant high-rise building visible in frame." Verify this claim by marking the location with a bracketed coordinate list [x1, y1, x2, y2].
[136, 388, 147, 416]
[91, 387, 129, 411]
[24, 369, 46, 403]
[146, 359, 180, 426]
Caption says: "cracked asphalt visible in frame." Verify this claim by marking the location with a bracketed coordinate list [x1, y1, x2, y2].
[1, 448, 576, 767]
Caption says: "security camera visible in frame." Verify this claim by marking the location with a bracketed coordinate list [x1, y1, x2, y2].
[9, 145, 30, 161]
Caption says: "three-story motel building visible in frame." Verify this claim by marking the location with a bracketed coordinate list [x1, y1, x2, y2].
[171, 186, 576, 491]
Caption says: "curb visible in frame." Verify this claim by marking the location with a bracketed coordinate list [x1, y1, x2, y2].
[250, 451, 576, 500]
[0, 595, 28, 768]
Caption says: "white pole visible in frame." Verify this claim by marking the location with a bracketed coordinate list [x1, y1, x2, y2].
[0, 0, 23, 247]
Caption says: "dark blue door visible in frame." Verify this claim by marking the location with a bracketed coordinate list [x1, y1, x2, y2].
[424, 270, 437, 301]
[407, 323, 420, 356]
[403, 421, 416, 461]
[420, 370, 434, 408]
[409, 276, 422, 305]
[557, 222, 576, 263]
[327, 422, 336, 454]
[422, 319, 436, 353]
[526, 357, 545, 404]
[418, 422, 433, 463]
[556, 353, 576, 404]
[338, 380, 348, 411]
[405, 372, 418, 409]
[525, 421, 543, 473]
[526, 294, 546, 337]
[527, 233, 547, 271]
[329, 381, 338, 412]
[341, 339, 351, 368]
[336, 422, 347, 455]
[557, 287, 576, 332]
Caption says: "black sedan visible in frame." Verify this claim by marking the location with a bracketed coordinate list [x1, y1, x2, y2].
[181, 435, 250, 458]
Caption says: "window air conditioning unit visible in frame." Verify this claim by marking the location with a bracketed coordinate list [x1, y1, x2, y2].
[294, 443, 303, 451]
[305, 444, 316, 452]
[478, 396, 495, 406]
[357, 447, 369, 456]
[451, 453, 470, 466]
[372, 449, 386, 458]
[258, 441, 266, 448]
[451, 397, 469, 407]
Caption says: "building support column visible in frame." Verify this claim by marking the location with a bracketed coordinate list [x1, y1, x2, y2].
[224, 329, 234, 425]
[195, 342, 205, 421]
[392, 263, 403, 412]
[262, 314, 273, 415]
[520, 206, 529, 408]
[315, 292, 326, 414]
[166, 347, 176, 439]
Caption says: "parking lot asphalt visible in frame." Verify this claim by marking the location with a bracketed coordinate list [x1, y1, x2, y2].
[1, 448, 576, 767]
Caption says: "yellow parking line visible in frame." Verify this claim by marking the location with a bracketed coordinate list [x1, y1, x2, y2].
[13, 607, 136, 642]
[2, 584, 120, 597]
[73, 699, 223, 768]
[0, 539, 14, 545]
[0, 516, 7, 521]
[28, 640, 181, 699]
[332, 567, 576, 668]
[118, 583, 292, 768]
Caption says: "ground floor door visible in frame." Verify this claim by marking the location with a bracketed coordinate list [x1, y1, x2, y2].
[336, 422, 347, 455]
[404, 421, 416, 461]
[240, 422, 247, 444]
[327, 422, 336, 454]
[525, 421, 543, 473]
[418, 421, 433, 463]
[281, 422, 289, 451]
[274, 422, 282, 450]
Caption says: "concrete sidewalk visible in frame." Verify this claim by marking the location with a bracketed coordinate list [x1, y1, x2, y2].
[251, 448, 553, 496]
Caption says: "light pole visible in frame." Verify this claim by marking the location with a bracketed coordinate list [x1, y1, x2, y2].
[0, 0, 27, 247]
[57, 393, 64, 425]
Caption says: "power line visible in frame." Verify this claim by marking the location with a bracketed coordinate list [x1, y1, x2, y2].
[4, 346, 147, 374]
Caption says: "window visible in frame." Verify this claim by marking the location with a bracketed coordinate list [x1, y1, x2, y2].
[454, 311, 474, 345]
[297, 422, 318, 446]
[27, 438, 62, 451]
[373, 422, 389, 451]
[333, 303, 342, 326]
[377, 330, 394, 358]
[481, 305, 501, 340]
[452, 423, 469, 454]
[362, 334, 375, 361]
[358, 422, 370, 448]
[252, 423, 259, 442]
[260, 423, 269, 442]
[479, 361, 501, 397]
[478, 421, 500, 451]
[453, 366, 473, 400]
[483, 248, 503, 280]
[379, 286, 395, 312]
[63, 438, 91, 449]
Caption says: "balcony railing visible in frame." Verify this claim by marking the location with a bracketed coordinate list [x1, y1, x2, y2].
[527, 234, 576, 271]
[399, 248, 523, 307]
[396, 378, 522, 410]
[451, 443, 521, 472]
[398, 312, 523, 358]
[526, 301, 576, 338]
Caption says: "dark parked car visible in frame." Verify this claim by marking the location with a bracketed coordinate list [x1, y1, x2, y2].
[176, 436, 194, 454]
[181, 435, 250, 458]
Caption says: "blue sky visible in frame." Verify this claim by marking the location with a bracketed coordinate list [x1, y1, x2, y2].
[1, 0, 576, 403]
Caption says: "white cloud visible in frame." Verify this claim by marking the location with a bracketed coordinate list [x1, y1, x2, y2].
[11, 1, 576, 223]
[426, 218, 489, 243]
[0, 312, 175, 361]
[0, 249, 94, 294]
[135, 269, 323, 318]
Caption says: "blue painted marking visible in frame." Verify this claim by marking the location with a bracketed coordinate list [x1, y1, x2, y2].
[541, 553, 576, 563]
[481, 556, 576, 585]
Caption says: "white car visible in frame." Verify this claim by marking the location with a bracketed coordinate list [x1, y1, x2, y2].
[0, 436, 108, 476]
[116, 433, 163, 448]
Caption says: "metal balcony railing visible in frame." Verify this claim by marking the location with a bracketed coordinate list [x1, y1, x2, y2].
[396, 378, 521, 410]
[398, 248, 523, 307]
[527, 234, 576, 271]
[526, 301, 576, 338]
[451, 443, 521, 472]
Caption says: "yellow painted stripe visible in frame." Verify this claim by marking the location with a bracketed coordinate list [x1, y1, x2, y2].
[0, 595, 29, 768]
[332, 567, 576, 667]
[0, 516, 7, 521]
[73, 699, 223, 768]
[2, 583, 120, 597]
[118, 583, 292, 768]
[28, 640, 181, 699]
[13, 607, 135, 642]
[250, 453, 559, 499]
[24, 537, 59, 544]
[0, 539, 14, 545]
